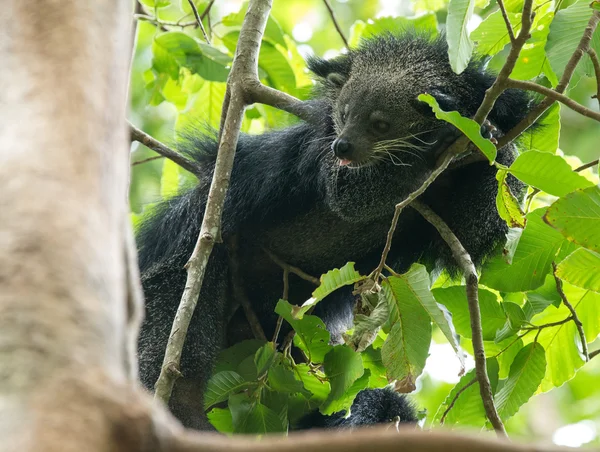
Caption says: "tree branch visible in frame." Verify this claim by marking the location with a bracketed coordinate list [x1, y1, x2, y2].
[410, 200, 507, 437]
[264, 248, 320, 285]
[132, 155, 163, 166]
[187, 0, 210, 43]
[153, 0, 277, 404]
[322, 0, 349, 48]
[588, 48, 600, 108]
[440, 378, 477, 424]
[498, 10, 600, 148]
[506, 79, 600, 121]
[575, 158, 599, 172]
[497, 0, 516, 44]
[134, 13, 197, 28]
[129, 123, 202, 177]
[552, 262, 589, 362]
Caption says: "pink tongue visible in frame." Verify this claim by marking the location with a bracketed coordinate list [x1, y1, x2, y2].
[338, 159, 352, 166]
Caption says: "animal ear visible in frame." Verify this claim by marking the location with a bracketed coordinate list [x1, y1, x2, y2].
[413, 89, 459, 117]
[307, 54, 351, 88]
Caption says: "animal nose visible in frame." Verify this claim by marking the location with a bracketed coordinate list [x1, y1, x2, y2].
[333, 138, 353, 158]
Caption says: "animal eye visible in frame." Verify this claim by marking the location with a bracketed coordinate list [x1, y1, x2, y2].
[372, 120, 390, 134]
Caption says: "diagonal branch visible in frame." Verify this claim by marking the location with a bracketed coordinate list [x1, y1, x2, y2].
[322, 0, 349, 48]
[411, 200, 507, 437]
[187, 0, 210, 43]
[129, 123, 202, 177]
[497, 0, 516, 44]
[588, 47, 600, 109]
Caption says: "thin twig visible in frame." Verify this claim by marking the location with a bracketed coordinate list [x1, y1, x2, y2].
[440, 378, 477, 424]
[373, 151, 456, 281]
[588, 48, 600, 109]
[590, 349, 600, 360]
[264, 248, 320, 285]
[187, 0, 210, 44]
[134, 13, 196, 28]
[497, 0, 516, 43]
[322, 0, 349, 48]
[552, 262, 589, 362]
[575, 158, 599, 172]
[272, 268, 289, 344]
[520, 316, 572, 330]
[506, 79, 600, 121]
[498, 11, 600, 148]
[132, 155, 163, 166]
[201, 0, 216, 20]
[129, 123, 202, 177]
[411, 200, 507, 437]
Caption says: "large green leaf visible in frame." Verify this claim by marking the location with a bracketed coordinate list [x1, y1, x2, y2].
[214, 340, 266, 373]
[495, 343, 547, 420]
[293, 364, 330, 402]
[380, 272, 432, 390]
[295, 262, 363, 317]
[481, 209, 566, 291]
[521, 103, 560, 153]
[556, 248, 600, 292]
[432, 286, 507, 341]
[229, 393, 286, 434]
[268, 363, 307, 394]
[485, 337, 525, 379]
[446, 0, 476, 73]
[508, 151, 594, 197]
[320, 346, 365, 415]
[275, 300, 332, 363]
[418, 94, 497, 161]
[472, 9, 518, 55]
[546, 0, 600, 84]
[204, 371, 249, 409]
[207, 408, 234, 434]
[544, 186, 600, 253]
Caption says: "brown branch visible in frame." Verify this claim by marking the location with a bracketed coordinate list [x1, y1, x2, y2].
[129, 123, 202, 177]
[322, 0, 349, 48]
[201, 0, 216, 20]
[506, 79, 600, 121]
[588, 48, 600, 108]
[153, 0, 275, 403]
[440, 378, 477, 424]
[552, 262, 589, 362]
[575, 158, 599, 172]
[132, 155, 163, 166]
[187, 0, 210, 44]
[520, 316, 572, 330]
[264, 248, 320, 285]
[498, 11, 600, 148]
[590, 349, 600, 359]
[373, 151, 456, 281]
[497, 0, 516, 43]
[410, 200, 507, 437]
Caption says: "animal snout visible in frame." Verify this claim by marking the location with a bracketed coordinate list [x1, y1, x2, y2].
[332, 137, 353, 158]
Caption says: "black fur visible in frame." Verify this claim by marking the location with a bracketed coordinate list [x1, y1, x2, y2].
[137, 32, 530, 430]
[294, 388, 417, 430]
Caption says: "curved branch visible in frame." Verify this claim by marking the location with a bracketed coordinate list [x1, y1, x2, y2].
[588, 48, 600, 109]
[322, 0, 349, 48]
[410, 200, 507, 437]
[129, 123, 202, 177]
[506, 79, 600, 122]
[187, 0, 210, 43]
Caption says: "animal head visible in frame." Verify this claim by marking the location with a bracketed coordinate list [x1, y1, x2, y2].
[308, 32, 531, 168]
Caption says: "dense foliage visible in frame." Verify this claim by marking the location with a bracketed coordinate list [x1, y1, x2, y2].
[129, 0, 600, 442]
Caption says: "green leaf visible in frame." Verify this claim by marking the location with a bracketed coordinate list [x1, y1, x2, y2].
[268, 363, 306, 394]
[177, 80, 227, 130]
[275, 300, 332, 363]
[229, 393, 286, 434]
[521, 103, 560, 153]
[556, 248, 600, 292]
[361, 346, 389, 388]
[380, 271, 432, 390]
[139, 0, 170, 7]
[496, 169, 526, 228]
[254, 342, 276, 376]
[433, 286, 507, 340]
[160, 158, 179, 199]
[495, 343, 547, 420]
[153, 32, 229, 82]
[524, 274, 562, 318]
[546, 1, 600, 84]
[485, 337, 524, 379]
[345, 290, 390, 352]
[353, 15, 439, 42]
[214, 340, 266, 374]
[293, 364, 330, 402]
[446, 0, 476, 73]
[472, 9, 518, 55]
[295, 262, 363, 317]
[418, 94, 497, 161]
[323, 371, 371, 415]
[207, 407, 234, 434]
[481, 209, 565, 291]
[204, 371, 249, 410]
[321, 346, 364, 415]
[508, 151, 594, 197]
[544, 186, 600, 253]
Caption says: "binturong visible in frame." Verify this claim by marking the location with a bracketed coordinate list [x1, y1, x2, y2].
[136, 31, 531, 431]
